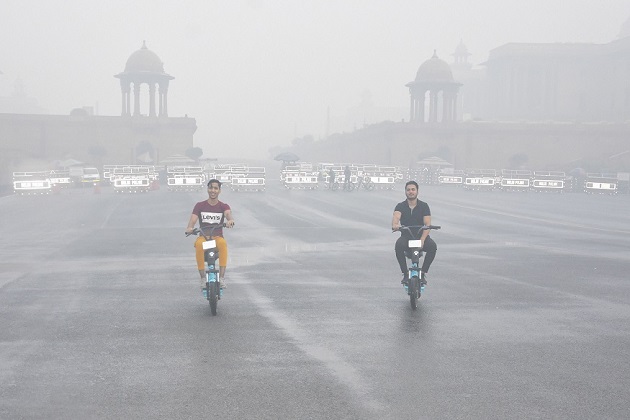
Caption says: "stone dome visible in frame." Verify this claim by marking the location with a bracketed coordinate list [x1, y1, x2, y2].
[124, 41, 166, 74]
[415, 50, 454, 82]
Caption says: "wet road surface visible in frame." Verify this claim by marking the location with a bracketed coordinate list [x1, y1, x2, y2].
[1, 180, 630, 419]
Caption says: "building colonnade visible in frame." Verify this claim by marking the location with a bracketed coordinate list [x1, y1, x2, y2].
[119, 80, 170, 117]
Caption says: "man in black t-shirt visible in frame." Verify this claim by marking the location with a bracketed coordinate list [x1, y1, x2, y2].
[391, 180, 437, 285]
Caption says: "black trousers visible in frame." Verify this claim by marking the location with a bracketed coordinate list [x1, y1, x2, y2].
[395, 235, 437, 275]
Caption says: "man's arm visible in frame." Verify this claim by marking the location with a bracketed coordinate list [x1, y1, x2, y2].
[224, 209, 235, 228]
[420, 214, 431, 244]
[392, 210, 402, 231]
[185, 214, 199, 233]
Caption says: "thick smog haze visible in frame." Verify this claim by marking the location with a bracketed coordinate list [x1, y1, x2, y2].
[1, 0, 629, 159]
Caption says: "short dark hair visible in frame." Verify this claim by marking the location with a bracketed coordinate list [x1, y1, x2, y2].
[207, 179, 221, 188]
[405, 180, 419, 189]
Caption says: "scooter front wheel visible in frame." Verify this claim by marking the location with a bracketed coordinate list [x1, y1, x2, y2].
[409, 277, 419, 310]
[208, 282, 218, 315]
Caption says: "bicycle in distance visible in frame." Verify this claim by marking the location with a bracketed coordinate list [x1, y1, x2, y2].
[393, 225, 441, 310]
[355, 175, 375, 191]
[324, 175, 340, 191]
[331, 177, 356, 191]
[186, 223, 226, 315]
[341, 175, 356, 191]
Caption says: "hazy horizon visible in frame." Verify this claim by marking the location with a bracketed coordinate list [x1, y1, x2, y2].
[2, 0, 629, 160]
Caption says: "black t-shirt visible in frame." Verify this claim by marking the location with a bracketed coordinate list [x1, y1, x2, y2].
[395, 199, 431, 238]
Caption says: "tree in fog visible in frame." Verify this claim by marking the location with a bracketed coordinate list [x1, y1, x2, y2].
[88, 144, 107, 168]
[508, 153, 529, 169]
[292, 135, 314, 146]
[135, 141, 155, 163]
[185, 147, 203, 161]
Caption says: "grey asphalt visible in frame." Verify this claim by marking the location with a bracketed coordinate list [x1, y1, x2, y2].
[1, 178, 629, 419]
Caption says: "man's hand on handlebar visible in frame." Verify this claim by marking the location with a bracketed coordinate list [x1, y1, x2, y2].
[185, 222, 235, 236]
[393, 225, 441, 234]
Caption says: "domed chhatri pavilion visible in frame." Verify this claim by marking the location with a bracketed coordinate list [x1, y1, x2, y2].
[115, 41, 174, 117]
[406, 51, 462, 123]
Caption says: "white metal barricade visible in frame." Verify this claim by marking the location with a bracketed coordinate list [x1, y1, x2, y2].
[283, 164, 319, 189]
[104, 165, 157, 183]
[438, 169, 464, 186]
[361, 165, 396, 189]
[12, 171, 52, 194]
[112, 176, 151, 192]
[111, 166, 155, 193]
[213, 164, 246, 184]
[464, 169, 498, 190]
[585, 173, 618, 194]
[231, 167, 266, 191]
[499, 169, 532, 191]
[167, 166, 205, 191]
[48, 170, 71, 187]
[532, 171, 566, 191]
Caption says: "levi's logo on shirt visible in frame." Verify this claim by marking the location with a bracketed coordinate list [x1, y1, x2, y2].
[200, 212, 223, 224]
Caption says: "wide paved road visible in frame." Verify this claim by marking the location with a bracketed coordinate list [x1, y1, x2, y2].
[1, 178, 629, 419]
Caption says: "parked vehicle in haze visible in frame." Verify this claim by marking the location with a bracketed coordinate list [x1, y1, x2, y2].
[81, 167, 101, 184]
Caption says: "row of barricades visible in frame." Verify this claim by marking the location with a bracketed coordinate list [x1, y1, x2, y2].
[412, 169, 625, 194]
[11, 163, 267, 195]
[105, 164, 267, 193]
[281, 163, 405, 190]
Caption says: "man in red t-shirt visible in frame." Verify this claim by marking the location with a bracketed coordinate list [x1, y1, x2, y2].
[185, 179, 235, 289]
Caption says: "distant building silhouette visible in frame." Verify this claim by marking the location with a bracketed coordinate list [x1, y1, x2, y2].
[294, 20, 630, 170]
[443, 29, 630, 123]
[0, 42, 196, 187]
[0, 78, 45, 114]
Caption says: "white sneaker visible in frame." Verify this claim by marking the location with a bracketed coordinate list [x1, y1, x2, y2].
[219, 277, 226, 289]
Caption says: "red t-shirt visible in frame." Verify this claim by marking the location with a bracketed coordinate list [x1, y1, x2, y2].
[192, 200, 231, 237]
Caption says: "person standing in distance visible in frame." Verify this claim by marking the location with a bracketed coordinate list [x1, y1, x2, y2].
[391, 180, 437, 285]
[344, 165, 352, 185]
[328, 167, 336, 188]
[185, 179, 235, 290]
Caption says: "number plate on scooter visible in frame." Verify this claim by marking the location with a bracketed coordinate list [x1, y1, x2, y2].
[408, 240, 422, 248]
[202, 239, 217, 250]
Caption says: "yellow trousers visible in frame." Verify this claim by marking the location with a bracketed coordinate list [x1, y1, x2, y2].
[194, 236, 228, 270]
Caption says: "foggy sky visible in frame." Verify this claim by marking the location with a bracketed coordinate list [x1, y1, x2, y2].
[1, 0, 629, 160]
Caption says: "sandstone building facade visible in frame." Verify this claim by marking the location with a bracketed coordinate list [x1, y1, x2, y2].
[293, 28, 630, 172]
[0, 42, 196, 187]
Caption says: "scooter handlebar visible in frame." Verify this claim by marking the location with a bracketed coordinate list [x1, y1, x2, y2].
[392, 225, 441, 233]
[185, 223, 231, 237]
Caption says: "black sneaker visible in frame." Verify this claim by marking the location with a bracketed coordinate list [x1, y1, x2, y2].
[401, 274, 409, 285]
